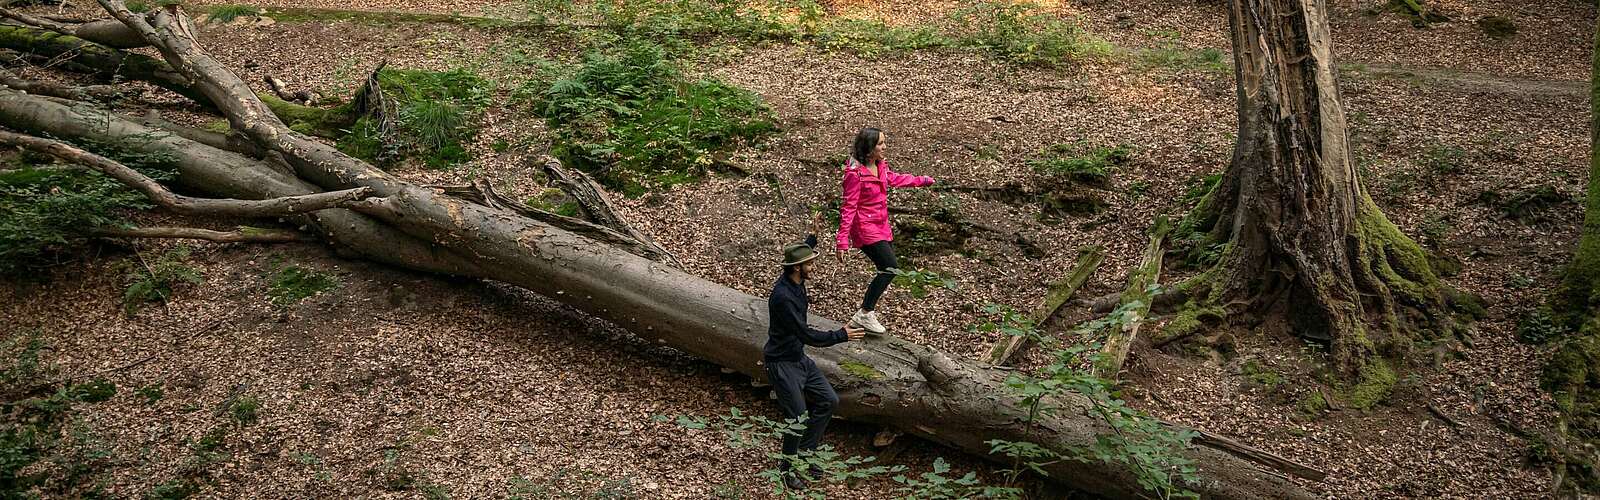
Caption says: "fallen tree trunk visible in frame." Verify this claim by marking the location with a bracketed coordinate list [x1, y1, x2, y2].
[6, 3, 1321, 497]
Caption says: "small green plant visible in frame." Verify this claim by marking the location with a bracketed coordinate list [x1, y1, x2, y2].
[1477, 184, 1568, 222]
[1421, 143, 1467, 177]
[0, 137, 177, 275]
[1029, 143, 1132, 186]
[136, 384, 164, 405]
[337, 68, 491, 169]
[662, 407, 903, 499]
[123, 246, 204, 314]
[266, 265, 339, 306]
[1518, 306, 1565, 345]
[984, 299, 1202, 499]
[1241, 360, 1285, 389]
[145, 479, 200, 499]
[229, 395, 260, 426]
[888, 268, 958, 298]
[205, 5, 259, 23]
[891, 457, 1019, 499]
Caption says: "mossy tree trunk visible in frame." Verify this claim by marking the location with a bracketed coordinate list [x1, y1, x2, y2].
[1177, 0, 1450, 380]
[1554, 23, 1600, 324]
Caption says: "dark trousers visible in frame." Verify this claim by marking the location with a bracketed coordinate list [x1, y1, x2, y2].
[764, 357, 838, 471]
[861, 240, 898, 311]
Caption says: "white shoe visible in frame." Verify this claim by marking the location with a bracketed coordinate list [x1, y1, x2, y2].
[852, 310, 887, 334]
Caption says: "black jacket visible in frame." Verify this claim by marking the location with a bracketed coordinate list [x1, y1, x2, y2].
[764, 274, 847, 362]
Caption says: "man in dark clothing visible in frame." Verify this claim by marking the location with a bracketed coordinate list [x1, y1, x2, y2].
[765, 235, 865, 491]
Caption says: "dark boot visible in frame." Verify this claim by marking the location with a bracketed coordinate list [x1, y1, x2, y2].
[784, 473, 808, 491]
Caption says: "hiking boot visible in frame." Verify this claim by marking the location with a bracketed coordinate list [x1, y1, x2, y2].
[807, 465, 826, 481]
[784, 474, 808, 491]
[851, 310, 887, 334]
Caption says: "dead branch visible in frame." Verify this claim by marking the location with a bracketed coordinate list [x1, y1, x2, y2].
[91, 226, 310, 243]
[0, 129, 380, 217]
[0, 68, 127, 101]
[1094, 217, 1170, 378]
[264, 74, 312, 104]
[136, 110, 267, 159]
[436, 179, 679, 264]
[541, 156, 680, 265]
[0, 6, 150, 48]
[985, 245, 1104, 366]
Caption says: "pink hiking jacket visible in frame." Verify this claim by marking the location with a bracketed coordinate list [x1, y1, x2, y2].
[836, 158, 935, 251]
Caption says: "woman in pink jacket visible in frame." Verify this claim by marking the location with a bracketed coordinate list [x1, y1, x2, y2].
[834, 128, 935, 334]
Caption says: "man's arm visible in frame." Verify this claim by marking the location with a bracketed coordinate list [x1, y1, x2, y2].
[779, 297, 847, 347]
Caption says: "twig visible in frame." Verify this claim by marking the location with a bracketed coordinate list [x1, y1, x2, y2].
[1426, 403, 1463, 428]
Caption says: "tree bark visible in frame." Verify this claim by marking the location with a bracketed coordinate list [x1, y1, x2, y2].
[91, 226, 311, 243]
[1096, 218, 1169, 378]
[3, 3, 1323, 497]
[0, 129, 380, 217]
[1554, 23, 1600, 323]
[1175, 0, 1450, 377]
[985, 245, 1103, 366]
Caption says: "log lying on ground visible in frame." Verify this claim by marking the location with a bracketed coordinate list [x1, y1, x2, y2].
[19, 3, 1320, 497]
[1095, 217, 1170, 378]
[984, 245, 1104, 366]
[0, 6, 152, 47]
[90, 226, 312, 243]
[0, 24, 349, 131]
[0, 88, 481, 277]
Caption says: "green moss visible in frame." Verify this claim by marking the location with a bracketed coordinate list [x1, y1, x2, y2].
[202, 120, 232, 134]
[1297, 391, 1328, 415]
[838, 360, 884, 380]
[1241, 360, 1284, 388]
[1342, 359, 1397, 409]
[1156, 302, 1223, 344]
[266, 265, 339, 306]
[1355, 201, 1441, 308]
[260, 93, 354, 138]
[1443, 286, 1487, 321]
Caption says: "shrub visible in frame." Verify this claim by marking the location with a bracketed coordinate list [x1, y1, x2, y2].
[1029, 143, 1132, 186]
[531, 41, 777, 196]
[948, 1, 1110, 66]
[0, 138, 176, 275]
[205, 4, 258, 23]
[340, 68, 491, 169]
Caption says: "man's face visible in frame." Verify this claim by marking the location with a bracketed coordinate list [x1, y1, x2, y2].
[796, 259, 816, 280]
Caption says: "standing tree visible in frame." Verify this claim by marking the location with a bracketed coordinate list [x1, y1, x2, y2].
[1537, 20, 1600, 495]
[1169, 0, 1453, 393]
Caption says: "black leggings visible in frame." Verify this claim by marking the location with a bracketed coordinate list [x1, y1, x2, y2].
[860, 241, 898, 311]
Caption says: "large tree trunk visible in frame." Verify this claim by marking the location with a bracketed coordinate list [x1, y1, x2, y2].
[1555, 24, 1600, 323]
[0, 3, 1320, 497]
[1175, 0, 1450, 382]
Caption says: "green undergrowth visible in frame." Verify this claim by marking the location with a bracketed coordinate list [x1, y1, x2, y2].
[121, 246, 204, 314]
[0, 332, 122, 497]
[523, 40, 777, 196]
[0, 137, 177, 276]
[336, 67, 491, 169]
[265, 262, 340, 306]
[1028, 142, 1130, 187]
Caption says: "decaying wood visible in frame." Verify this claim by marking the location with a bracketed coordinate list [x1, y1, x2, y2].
[1179, 425, 1329, 482]
[0, 129, 380, 217]
[137, 110, 268, 159]
[91, 226, 311, 243]
[436, 178, 678, 263]
[1427, 403, 1462, 428]
[985, 245, 1104, 366]
[264, 74, 312, 104]
[0, 68, 126, 101]
[540, 156, 680, 265]
[1094, 217, 1170, 378]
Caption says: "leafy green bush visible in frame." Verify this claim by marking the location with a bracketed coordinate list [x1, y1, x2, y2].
[949, 1, 1110, 66]
[123, 246, 204, 314]
[531, 41, 777, 196]
[1518, 306, 1566, 345]
[338, 68, 491, 169]
[810, 18, 948, 57]
[0, 139, 176, 275]
[982, 300, 1202, 498]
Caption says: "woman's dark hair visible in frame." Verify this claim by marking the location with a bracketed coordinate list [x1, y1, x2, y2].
[851, 127, 882, 165]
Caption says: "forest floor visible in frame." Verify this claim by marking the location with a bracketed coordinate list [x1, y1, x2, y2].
[1, 0, 1594, 498]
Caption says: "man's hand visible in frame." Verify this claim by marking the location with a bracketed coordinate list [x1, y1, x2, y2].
[844, 325, 866, 341]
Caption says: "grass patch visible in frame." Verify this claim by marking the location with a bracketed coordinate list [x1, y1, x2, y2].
[1029, 142, 1132, 186]
[0, 333, 121, 497]
[266, 264, 339, 306]
[229, 395, 261, 427]
[336, 68, 491, 169]
[947, 1, 1111, 66]
[205, 4, 259, 23]
[528, 40, 777, 196]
